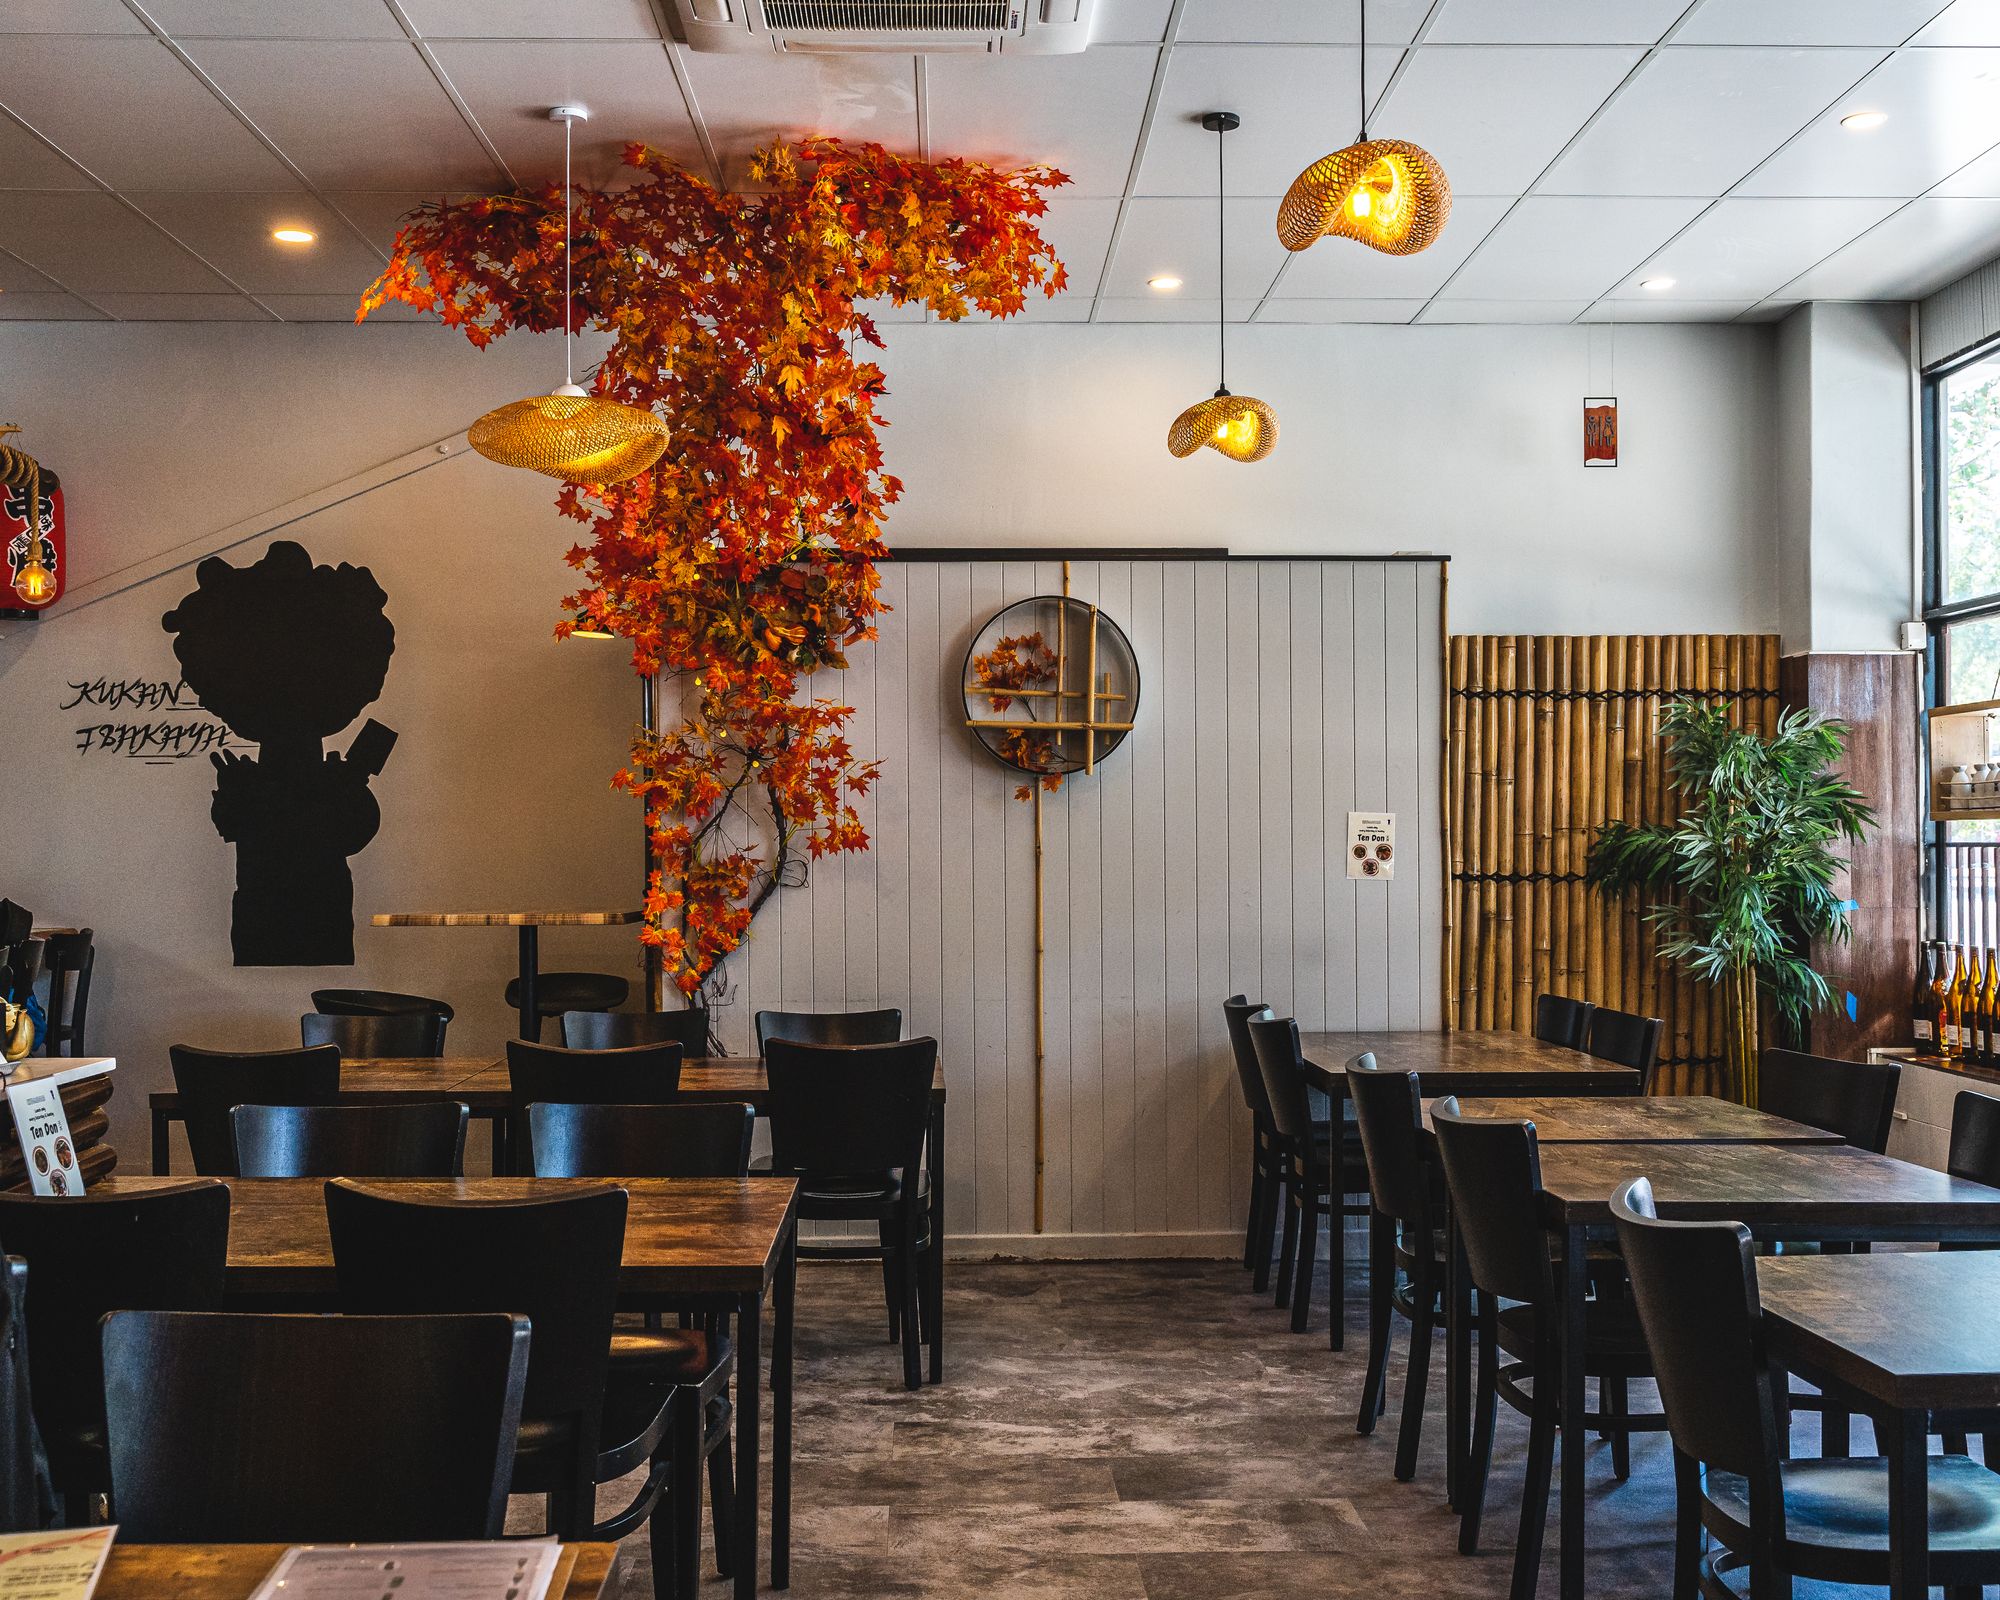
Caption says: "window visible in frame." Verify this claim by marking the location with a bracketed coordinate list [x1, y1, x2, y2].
[1943, 350, 2000, 606]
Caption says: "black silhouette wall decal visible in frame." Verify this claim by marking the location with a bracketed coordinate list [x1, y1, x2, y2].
[162, 541, 397, 967]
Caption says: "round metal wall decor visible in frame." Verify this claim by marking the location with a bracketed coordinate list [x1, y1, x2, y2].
[961, 594, 1141, 787]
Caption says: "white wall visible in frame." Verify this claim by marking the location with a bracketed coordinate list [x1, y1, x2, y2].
[1, 314, 1775, 1203]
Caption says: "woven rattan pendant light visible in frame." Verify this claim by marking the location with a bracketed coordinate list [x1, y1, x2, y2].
[1276, 0, 1450, 256]
[1168, 113, 1277, 464]
[467, 106, 669, 487]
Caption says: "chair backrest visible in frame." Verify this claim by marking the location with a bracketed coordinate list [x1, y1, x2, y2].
[1221, 995, 1276, 1124]
[104, 1309, 528, 1542]
[1246, 1012, 1315, 1143]
[168, 1044, 342, 1175]
[755, 1007, 903, 1051]
[231, 1101, 470, 1178]
[1430, 1100, 1555, 1307]
[1532, 991, 1594, 1050]
[504, 1039, 684, 1173]
[1345, 1054, 1431, 1228]
[40, 930, 93, 1057]
[311, 988, 456, 1023]
[1759, 1048, 1901, 1153]
[301, 1009, 447, 1058]
[561, 1008, 711, 1055]
[326, 1181, 627, 1474]
[1583, 1005, 1662, 1085]
[765, 1038, 936, 1179]
[1611, 1176, 1781, 1482]
[529, 1102, 756, 1178]
[0, 1184, 230, 1458]
[1951, 1089, 2000, 1187]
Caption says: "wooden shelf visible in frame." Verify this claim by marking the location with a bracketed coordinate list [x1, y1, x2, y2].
[1927, 698, 2000, 823]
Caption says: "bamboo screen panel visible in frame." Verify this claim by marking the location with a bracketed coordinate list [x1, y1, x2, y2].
[1445, 634, 1781, 1097]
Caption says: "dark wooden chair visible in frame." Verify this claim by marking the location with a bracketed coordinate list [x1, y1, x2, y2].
[103, 1309, 529, 1542]
[1941, 1090, 2000, 1462]
[1248, 1013, 1368, 1348]
[311, 987, 455, 1023]
[1433, 1101, 1667, 1591]
[1760, 1047, 1901, 1153]
[1533, 992, 1595, 1051]
[166, 1044, 341, 1176]
[38, 929, 93, 1058]
[766, 1037, 938, 1390]
[1583, 1005, 1662, 1091]
[505, 973, 628, 1040]
[231, 1101, 470, 1178]
[1345, 1053, 1445, 1475]
[325, 1181, 686, 1586]
[300, 1009, 447, 1058]
[504, 1039, 684, 1174]
[1223, 995, 1287, 1289]
[1613, 1174, 2000, 1597]
[563, 1009, 712, 1056]
[755, 1007, 903, 1050]
[0, 1183, 230, 1517]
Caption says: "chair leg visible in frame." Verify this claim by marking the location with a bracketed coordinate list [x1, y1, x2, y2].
[1250, 1151, 1282, 1294]
[1243, 1157, 1265, 1270]
[666, 1394, 702, 1600]
[1357, 1211, 1393, 1436]
[1393, 1278, 1436, 1483]
[1606, 1374, 1631, 1482]
[879, 1218, 902, 1343]
[706, 1405, 735, 1579]
[899, 1224, 923, 1392]
[1459, 1290, 1499, 1556]
[1509, 1362, 1558, 1600]
[1290, 1185, 1319, 1334]
[1671, 1449, 1701, 1600]
[1329, 1193, 1347, 1352]
[1275, 1176, 1299, 1310]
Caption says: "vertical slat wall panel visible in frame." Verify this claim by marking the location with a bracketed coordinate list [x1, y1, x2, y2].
[1445, 633, 1779, 1100]
[718, 556, 1442, 1249]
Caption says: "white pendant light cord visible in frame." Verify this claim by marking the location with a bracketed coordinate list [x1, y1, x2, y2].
[564, 109, 574, 390]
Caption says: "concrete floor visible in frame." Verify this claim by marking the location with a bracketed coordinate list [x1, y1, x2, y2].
[585, 1255, 1884, 1599]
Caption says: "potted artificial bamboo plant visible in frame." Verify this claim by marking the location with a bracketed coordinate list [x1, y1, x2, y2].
[1584, 697, 1875, 1107]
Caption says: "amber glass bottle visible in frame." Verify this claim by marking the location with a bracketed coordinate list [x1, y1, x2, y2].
[1913, 942, 1938, 1051]
[1936, 945, 1962, 1059]
[1983, 948, 2000, 1064]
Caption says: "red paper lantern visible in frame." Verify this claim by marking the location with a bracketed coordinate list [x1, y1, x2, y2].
[3, 468, 63, 613]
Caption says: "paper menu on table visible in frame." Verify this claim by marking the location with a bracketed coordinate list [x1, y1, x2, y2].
[0, 1525, 115, 1599]
[245, 1542, 561, 1600]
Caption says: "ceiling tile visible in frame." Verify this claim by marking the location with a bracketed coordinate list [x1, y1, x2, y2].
[1099, 196, 1288, 299]
[1090, 0, 1174, 44]
[678, 50, 918, 191]
[1255, 299, 1423, 322]
[1428, 0, 1688, 45]
[0, 247, 57, 292]
[428, 41, 704, 186]
[1577, 298, 1759, 321]
[1777, 197, 2000, 298]
[1741, 299, 1803, 321]
[186, 38, 504, 189]
[0, 193, 237, 292]
[1911, 1, 2000, 45]
[399, 0, 662, 39]
[1932, 140, 2000, 196]
[1737, 47, 2000, 196]
[0, 112, 95, 190]
[1133, 45, 1401, 196]
[1540, 47, 1887, 197]
[141, 1, 408, 38]
[1372, 45, 1646, 196]
[1177, 0, 1428, 44]
[1268, 193, 1509, 296]
[88, 291, 275, 319]
[926, 46, 1157, 198]
[0, 36, 302, 190]
[1005, 296, 1094, 322]
[0, 1, 144, 32]
[1439, 195, 1707, 299]
[1030, 194, 1123, 298]
[321, 191, 472, 255]
[265, 292, 429, 320]
[1091, 296, 1265, 321]
[0, 291, 109, 318]
[1676, 0, 1952, 46]
[1415, 299, 1589, 322]
[1610, 196, 1902, 298]
[127, 192, 389, 295]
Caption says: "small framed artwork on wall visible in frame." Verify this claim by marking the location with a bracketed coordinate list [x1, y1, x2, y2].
[1584, 396, 1618, 467]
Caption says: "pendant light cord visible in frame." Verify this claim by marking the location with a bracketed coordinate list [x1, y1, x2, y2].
[1359, 0, 1368, 141]
[1216, 118, 1226, 393]
[564, 112, 574, 389]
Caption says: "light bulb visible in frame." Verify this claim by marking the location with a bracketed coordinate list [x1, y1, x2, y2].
[271, 227, 316, 245]
[13, 554, 55, 605]
[1840, 110, 1888, 132]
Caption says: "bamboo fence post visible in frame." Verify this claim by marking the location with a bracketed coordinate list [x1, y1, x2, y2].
[1495, 636, 1519, 1031]
[1448, 636, 1469, 1030]
[1555, 636, 1576, 998]
[1479, 637, 1501, 1031]
[1534, 637, 1556, 1010]
[1033, 785, 1045, 1232]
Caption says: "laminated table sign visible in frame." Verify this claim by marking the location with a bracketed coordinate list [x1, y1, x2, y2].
[3, 1058, 114, 1197]
[245, 1542, 561, 1600]
[0, 1526, 116, 1599]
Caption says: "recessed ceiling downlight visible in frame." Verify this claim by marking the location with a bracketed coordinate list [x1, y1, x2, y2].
[1148, 275, 1183, 291]
[1640, 276, 1675, 292]
[1840, 110, 1889, 132]
[271, 227, 316, 244]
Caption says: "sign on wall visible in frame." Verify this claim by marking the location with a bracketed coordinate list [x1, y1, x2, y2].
[1347, 811, 1396, 879]
[1584, 396, 1618, 467]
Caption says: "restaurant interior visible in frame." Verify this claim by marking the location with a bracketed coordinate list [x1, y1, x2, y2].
[8, 1, 2000, 1597]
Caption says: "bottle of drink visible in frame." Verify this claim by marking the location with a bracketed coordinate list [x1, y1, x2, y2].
[1955, 945, 1976, 1059]
[1971, 949, 1990, 1066]
[1983, 948, 1999, 1064]
[1936, 945, 1961, 1059]
[1914, 942, 1939, 1052]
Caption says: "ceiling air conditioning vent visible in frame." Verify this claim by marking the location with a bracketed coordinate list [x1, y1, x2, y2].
[669, 0, 1095, 53]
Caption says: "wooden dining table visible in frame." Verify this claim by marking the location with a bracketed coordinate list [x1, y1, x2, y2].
[1299, 1029, 1643, 1100]
[98, 1541, 618, 1599]
[96, 1175, 798, 1600]
[1527, 1141, 2000, 1600]
[1757, 1252, 2000, 1600]
[369, 910, 643, 1039]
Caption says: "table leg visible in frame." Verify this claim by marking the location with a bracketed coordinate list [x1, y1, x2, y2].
[151, 1108, 170, 1175]
[1559, 1224, 1588, 1600]
[1886, 1406, 1928, 1600]
[773, 1222, 797, 1590]
[735, 1290, 762, 1600]
[928, 1094, 945, 1386]
[516, 925, 540, 1042]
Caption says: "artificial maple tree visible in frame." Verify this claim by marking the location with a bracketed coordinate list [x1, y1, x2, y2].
[361, 138, 1067, 997]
